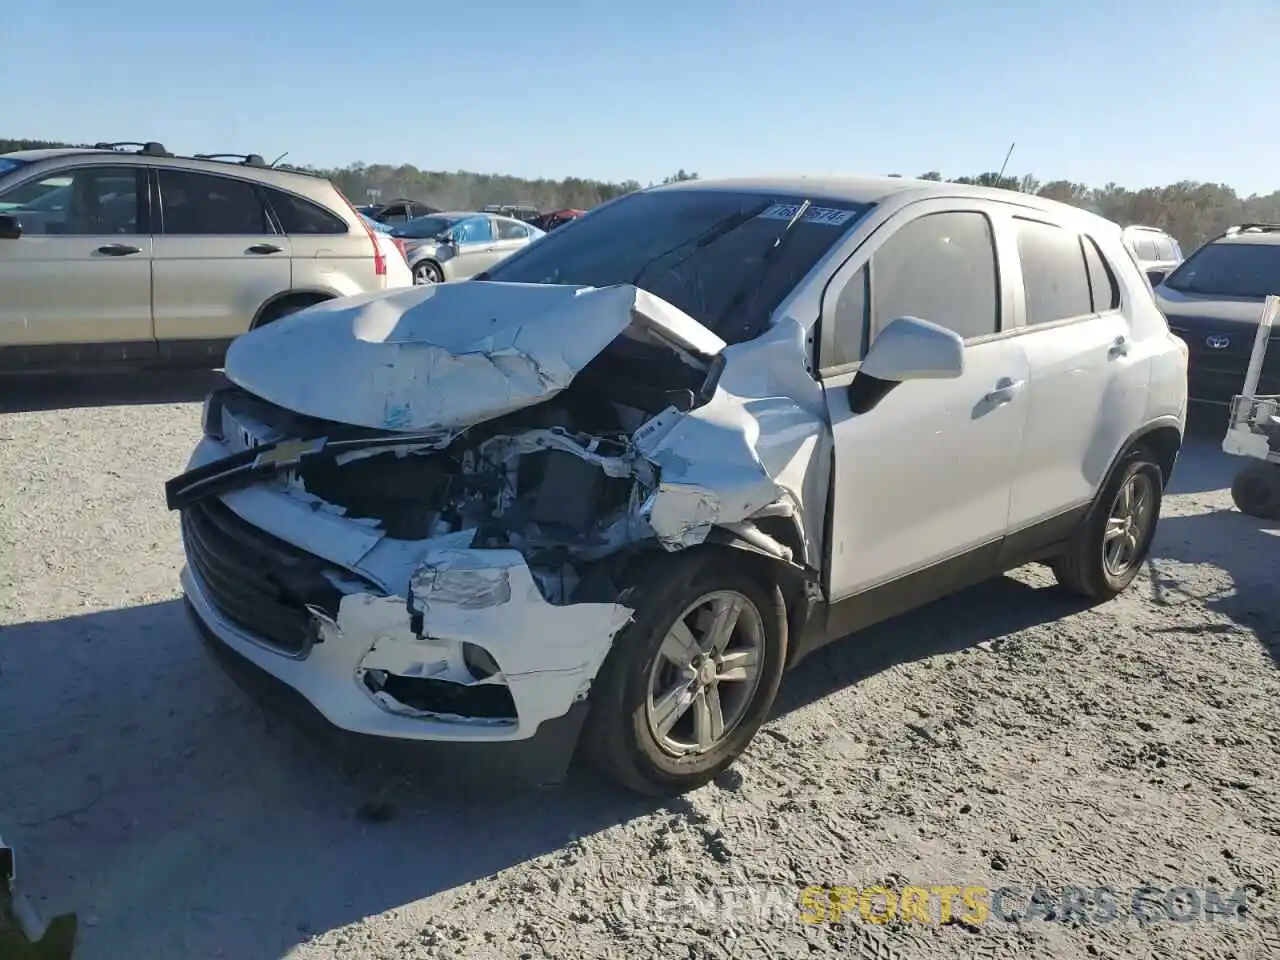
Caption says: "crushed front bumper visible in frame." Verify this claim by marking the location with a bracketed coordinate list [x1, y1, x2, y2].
[183, 578, 590, 786]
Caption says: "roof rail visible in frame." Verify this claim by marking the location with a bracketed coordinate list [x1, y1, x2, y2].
[1224, 222, 1280, 236]
[92, 141, 172, 156]
[194, 153, 268, 167]
[1124, 224, 1167, 233]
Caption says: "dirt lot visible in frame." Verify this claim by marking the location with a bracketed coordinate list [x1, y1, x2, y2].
[1, 376, 1278, 960]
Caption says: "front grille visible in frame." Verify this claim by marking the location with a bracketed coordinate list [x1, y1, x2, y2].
[1170, 326, 1280, 404]
[182, 498, 362, 655]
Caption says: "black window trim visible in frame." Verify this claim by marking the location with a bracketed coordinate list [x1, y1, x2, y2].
[817, 205, 1005, 378]
[150, 166, 279, 237]
[260, 185, 350, 236]
[0, 161, 152, 236]
[1009, 213, 1124, 332]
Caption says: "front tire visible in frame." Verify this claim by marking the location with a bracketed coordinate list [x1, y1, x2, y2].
[582, 550, 787, 796]
[1051, 445, 1164, 601]
[1230, 462, 1280, 519]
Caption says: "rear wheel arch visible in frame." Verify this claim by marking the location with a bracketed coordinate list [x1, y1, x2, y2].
[1120, 420, 1183, 489]
[251, 290, 334, 328]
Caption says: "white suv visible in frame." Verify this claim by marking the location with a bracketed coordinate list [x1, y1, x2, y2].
[166, 176, 1189, 796]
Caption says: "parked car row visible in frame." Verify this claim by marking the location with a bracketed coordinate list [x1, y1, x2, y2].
[0, 141, 413, 370]
[388, 210, 546, 284]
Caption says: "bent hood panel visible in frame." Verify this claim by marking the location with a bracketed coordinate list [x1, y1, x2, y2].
[223, 281, 725, 433]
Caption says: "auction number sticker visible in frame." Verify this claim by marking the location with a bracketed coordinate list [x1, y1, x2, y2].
[757, 203, 856, 226]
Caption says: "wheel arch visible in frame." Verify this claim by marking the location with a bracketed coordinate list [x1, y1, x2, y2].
[1117, 417, 1183, 489]
[251, 289, 337, 328]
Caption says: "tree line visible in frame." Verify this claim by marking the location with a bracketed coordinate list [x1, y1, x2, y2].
[4, 137, 1278, 251]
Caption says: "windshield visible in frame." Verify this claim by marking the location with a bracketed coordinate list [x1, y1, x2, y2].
[1164, 241, 1280, 299]
[478, 189, 873, 343]
[392, 215, 461, 240]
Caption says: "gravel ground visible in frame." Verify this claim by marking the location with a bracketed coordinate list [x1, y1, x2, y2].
[1, 374, 1279, 960]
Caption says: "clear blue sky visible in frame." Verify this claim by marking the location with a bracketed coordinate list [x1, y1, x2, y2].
[3, 0, 1276, 195]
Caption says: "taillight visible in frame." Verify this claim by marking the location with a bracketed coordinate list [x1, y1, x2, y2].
[339, 192, 386, 276]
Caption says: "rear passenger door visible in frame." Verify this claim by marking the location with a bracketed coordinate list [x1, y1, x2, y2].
[493, 216, 532, 261]
[151, 168, 291, 344]
[1004, 214, 1145, 533]
[262, 186, 373, 291]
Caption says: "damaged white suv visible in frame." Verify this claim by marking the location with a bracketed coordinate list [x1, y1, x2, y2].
[167, 176, 1189, 796]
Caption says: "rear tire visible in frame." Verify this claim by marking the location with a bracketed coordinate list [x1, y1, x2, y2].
[1230, 462, 1280, 519]
[1051, 445, 1164, 601]
[413, 261, 443, 285]
[582, 550, 787, 797]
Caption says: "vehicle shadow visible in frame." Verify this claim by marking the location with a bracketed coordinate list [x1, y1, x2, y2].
[1142, 506, 1280, 668]
[0, 370, 219, 414]
[0, 569, 1091, 959]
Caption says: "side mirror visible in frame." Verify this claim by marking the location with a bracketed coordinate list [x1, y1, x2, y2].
[1146, 268, 1168, 287]
[859, 316, 966, 383]
[0, 214, 22, 240]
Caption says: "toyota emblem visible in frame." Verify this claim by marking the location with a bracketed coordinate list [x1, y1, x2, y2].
[1206, 335, 1230, 350]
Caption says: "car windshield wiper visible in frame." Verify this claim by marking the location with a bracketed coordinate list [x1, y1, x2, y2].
[711, 199, 811, 341]
[630, 200, 773, 291]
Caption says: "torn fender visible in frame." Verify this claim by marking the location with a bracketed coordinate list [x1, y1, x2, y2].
[633, 316, 833, 564]
[223, 281, 727, 434]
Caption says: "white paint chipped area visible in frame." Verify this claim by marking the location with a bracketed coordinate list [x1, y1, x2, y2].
[2, 380, 1279, 960]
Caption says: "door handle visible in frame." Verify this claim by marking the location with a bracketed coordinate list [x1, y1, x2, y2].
[1108, 335, 1130, 358]
[96, 243, 141, 256]
[247, 243, 283, 255]
[983, 377, 1025, 405]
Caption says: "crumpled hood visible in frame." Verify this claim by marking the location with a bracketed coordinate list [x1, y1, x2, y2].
[224, 281, 726, 433]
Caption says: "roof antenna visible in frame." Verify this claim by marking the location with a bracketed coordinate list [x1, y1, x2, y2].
[997, 141, 1016, 182]
[269, 151, 289, 168]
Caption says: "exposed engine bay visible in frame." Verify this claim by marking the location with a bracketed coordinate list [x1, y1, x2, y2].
[180, 332, 720, 595]
[167, 281, 832, 733]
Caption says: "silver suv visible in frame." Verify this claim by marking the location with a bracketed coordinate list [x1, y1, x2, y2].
[1122, 224, 1183, 285]
[0, 141, 411, 371]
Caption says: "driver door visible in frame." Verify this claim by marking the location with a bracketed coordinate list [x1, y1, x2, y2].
[817, 201, 1031, 633]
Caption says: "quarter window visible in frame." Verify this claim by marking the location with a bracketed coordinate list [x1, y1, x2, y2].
[1015, 218, 1094, 325]
[1082, 235, 1120, 312]
[158, 170, 268, 235]
[870, 210, 1000, 342]
[265, 188, 347, 235]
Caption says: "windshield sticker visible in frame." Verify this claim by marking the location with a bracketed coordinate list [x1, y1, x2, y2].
[757, 203, 856, 226]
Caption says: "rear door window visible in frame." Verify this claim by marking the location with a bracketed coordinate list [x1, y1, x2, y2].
[1014, 218, 1094, 325]
[496, 218, 529, 241]
[158, 169, 269, 235]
